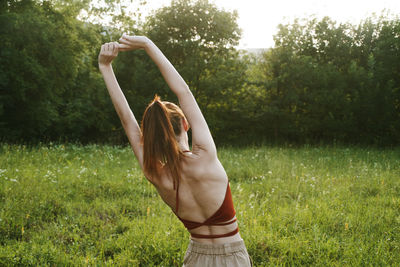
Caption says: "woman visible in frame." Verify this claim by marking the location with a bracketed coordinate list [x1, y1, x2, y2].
[98, 34, 251, 266]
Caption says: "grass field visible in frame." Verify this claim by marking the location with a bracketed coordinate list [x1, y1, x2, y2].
[0, 144, 399, 266]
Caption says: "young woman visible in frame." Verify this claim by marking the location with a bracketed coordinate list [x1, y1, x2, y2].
[98, 35, 251, 266]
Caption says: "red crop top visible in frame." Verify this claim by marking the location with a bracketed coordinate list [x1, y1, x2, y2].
[175, 182, 239, 239]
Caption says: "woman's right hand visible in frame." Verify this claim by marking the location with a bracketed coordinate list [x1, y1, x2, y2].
[98, 42, 119, 68]
[118, 34, 151, 51]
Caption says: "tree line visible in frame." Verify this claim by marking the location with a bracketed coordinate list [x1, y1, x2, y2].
[0, 0, 399, 145]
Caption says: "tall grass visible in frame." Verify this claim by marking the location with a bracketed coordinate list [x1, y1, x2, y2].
[0, 144, 399, 266]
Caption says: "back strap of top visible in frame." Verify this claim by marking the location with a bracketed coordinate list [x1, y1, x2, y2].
[189, 227, 239, 239]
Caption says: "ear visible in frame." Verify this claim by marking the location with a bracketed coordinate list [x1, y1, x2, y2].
[182, 118, 190, 132]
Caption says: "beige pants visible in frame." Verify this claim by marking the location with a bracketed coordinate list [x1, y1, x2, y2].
[182, 239, 252, 267]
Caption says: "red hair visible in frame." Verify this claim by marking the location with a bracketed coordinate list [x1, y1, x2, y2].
[141, 95, 185, 192]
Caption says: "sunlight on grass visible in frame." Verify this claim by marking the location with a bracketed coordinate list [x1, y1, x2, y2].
[0, 144, 399, 265]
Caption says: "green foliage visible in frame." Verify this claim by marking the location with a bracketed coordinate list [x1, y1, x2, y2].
[248, 15, 400, 145]
[0, 0, 399, 145]
[0, 144, 399, 265]
[0, 0, 109, 142]
[1, 0, 75, 139]
[0, 0, 247, 144]
[0, 0, 135, 143]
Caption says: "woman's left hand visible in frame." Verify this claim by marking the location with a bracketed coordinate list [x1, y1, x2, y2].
[98, 42, 119, 67]
[118, 34, 151, 51]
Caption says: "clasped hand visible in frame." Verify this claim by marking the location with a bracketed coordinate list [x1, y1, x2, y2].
[98, 34, 150, 67]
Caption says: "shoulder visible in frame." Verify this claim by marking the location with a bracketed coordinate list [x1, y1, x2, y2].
[181, 148, 217, 175]
[181, 151, 227, 183]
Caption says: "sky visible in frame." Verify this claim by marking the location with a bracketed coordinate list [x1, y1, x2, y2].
[141, 0, 400, 49]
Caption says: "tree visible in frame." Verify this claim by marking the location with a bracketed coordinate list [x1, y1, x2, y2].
[252, 14, 400, 144]
[0, 0, 117, 142]
[114, 0, 247, 142]
[0, 0, 85, 140]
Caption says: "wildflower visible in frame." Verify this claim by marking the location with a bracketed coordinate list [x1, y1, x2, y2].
[80, 168, 87, 174]
[147, 207, 150, 216]
[345, 223, 349, 230]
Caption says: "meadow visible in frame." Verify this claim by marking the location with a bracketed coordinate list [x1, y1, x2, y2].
[0, 143, 399, 266]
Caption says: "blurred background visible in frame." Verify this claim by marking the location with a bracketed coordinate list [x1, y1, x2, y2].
[1, 0, 399, 145]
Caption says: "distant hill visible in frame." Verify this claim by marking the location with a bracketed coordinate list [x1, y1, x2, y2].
[243, 48, 268, 56]
[238, 48, 268, 59]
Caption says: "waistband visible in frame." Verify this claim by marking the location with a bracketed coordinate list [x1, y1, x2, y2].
[187, 239, 247, 255]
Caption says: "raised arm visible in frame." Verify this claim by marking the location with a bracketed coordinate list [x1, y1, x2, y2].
[98, 42, 143, 166]
[119, 35, 216, 156]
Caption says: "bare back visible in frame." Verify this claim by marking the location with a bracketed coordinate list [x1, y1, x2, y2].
[149, 150, 241, 244]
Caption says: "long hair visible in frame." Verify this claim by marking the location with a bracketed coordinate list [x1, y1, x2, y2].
[141, 95, 185, 191]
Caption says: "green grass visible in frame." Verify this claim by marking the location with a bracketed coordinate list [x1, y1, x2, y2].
[0, 144, 399, 266]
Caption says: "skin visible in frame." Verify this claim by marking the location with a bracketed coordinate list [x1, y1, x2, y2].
[98, 35, 242, 244]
